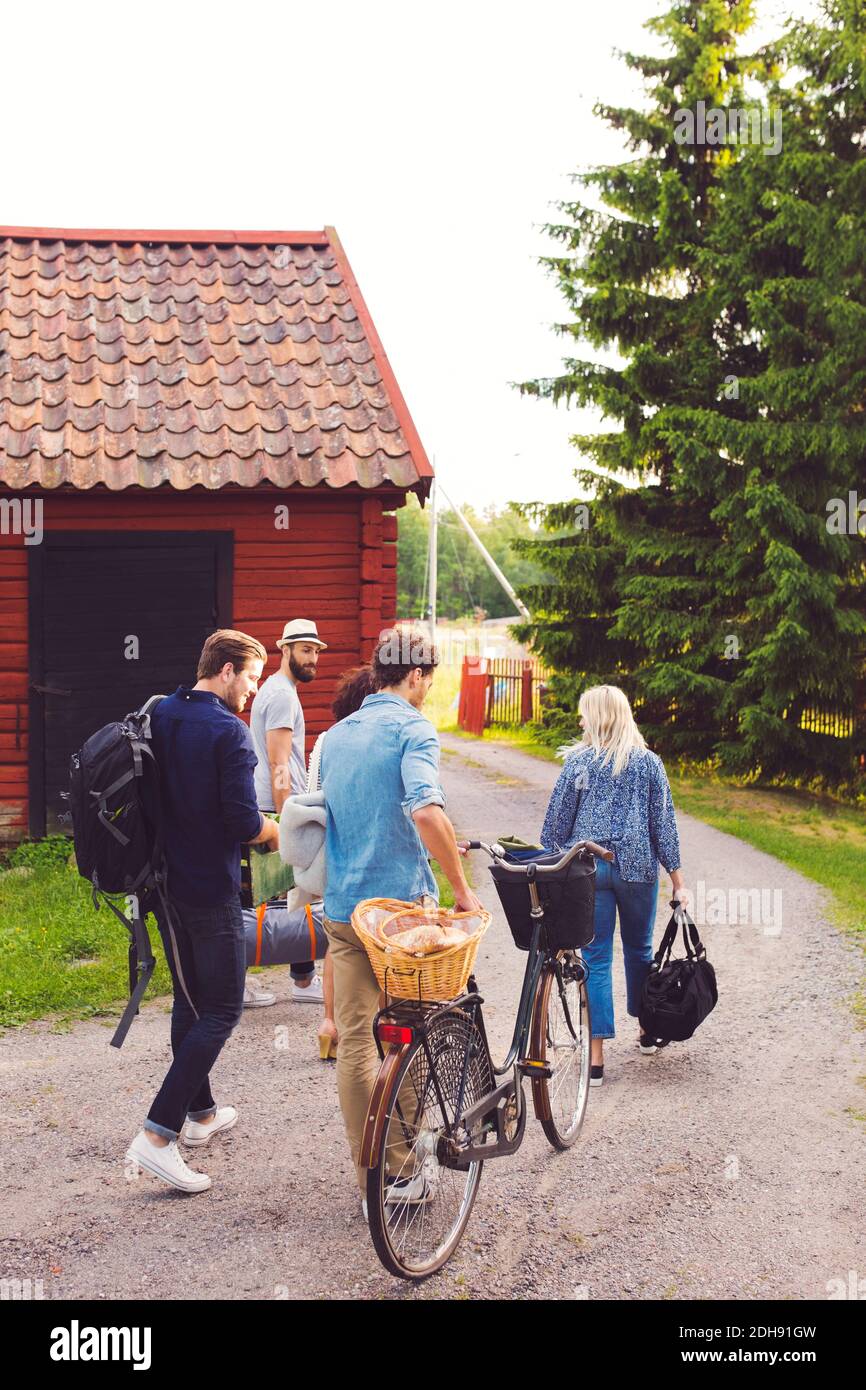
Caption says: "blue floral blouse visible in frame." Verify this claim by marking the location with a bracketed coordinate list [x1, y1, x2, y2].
[540, 745, 681, 883]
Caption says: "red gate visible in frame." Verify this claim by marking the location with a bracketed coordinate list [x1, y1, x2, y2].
[457, 657, 547, 736]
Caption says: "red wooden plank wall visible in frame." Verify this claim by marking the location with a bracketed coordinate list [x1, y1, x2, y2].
[0, 486, 400, 842]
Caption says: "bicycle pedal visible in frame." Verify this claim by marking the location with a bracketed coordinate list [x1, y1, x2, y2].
[518, 1058, 552, 1080]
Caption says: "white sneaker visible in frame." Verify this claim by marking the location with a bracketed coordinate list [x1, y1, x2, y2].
[183, 1106, 238, 1148]
[243, 979, 276, 1008]
[125, 1130, 211, 1194]
[292, 973, 324, 1004]
[361, 1172, 432, 1221]
[385, 1172, 433, 1206]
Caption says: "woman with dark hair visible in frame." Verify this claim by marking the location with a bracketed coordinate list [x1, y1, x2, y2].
[306, 664, 379, 1057]
[306, 665, 378, 791]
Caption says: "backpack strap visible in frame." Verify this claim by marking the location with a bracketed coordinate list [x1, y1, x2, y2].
[99, 871, 200, 1048]
[151, 873, 200, 1020]
[106, 893, 157, 1049]
[137, 694, 166, 717]
[135, 694, 166, 741]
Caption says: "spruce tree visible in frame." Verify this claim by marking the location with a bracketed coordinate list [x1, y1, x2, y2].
[513, 0, 764, 757]
[703, 0, 866, 778]
[514, 0, 865, 782]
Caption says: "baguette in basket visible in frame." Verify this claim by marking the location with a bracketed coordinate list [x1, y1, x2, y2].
[352, 899, 491, 1001]
[377, 908, 486, 955]
[389, 923, 450, 954]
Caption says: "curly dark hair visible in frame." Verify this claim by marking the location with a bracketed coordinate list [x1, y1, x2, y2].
[371, 626, 439, 689]
[331, 664, 378, 720]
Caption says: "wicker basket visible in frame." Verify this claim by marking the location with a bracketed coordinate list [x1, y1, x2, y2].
[352, 899, 491, 1002]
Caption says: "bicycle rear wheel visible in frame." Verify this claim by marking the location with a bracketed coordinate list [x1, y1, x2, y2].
[531, 951, 590, 1149]
[366, 1008, 493, 1280]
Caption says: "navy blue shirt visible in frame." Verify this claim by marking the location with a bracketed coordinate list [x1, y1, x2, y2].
[150, 687, 263, 907]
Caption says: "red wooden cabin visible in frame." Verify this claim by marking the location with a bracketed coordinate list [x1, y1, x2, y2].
[0, 226, 432, 843]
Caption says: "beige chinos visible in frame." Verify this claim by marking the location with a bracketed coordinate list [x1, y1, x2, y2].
[324, 914, 415, 1193]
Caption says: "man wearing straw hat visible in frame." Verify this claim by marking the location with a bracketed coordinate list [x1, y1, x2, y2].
[246, 619, 327, 1007]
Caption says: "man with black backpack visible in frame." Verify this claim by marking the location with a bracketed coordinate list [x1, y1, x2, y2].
[125, 630, 278, 1194]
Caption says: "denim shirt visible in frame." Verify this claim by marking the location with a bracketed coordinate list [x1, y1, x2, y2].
[319, 691, 445, 922]
[540, 745, 681, 883]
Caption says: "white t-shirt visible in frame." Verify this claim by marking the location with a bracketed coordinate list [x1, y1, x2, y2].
[250, 671, 307, 809]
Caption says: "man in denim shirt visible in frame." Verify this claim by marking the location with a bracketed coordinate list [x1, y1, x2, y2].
[320, 627, 479, 1207]
[125, 630, 279, 1195]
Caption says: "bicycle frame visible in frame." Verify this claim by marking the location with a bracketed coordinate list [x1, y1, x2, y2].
[364, 838, 601, 1175]
[367, 916, 582, 1172]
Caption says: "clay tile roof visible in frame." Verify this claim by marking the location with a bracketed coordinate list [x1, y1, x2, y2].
[0, 225, 433, 494]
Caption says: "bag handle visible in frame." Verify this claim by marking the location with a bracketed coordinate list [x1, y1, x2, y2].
[652, 913, 679, 968]
[652, 901, 706, 968]
[671, 900, 706, 960]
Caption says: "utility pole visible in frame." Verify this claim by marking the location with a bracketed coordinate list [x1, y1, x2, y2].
[436, 480, 530, 621]
[427, 473, 438, 647]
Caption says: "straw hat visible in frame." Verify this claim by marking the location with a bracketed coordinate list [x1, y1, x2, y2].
[276, 619, 328, 651]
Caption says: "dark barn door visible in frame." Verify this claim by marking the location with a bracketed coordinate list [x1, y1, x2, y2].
[28, 532, 233, 836]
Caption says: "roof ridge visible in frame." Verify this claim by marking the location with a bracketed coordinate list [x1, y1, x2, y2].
[0, 226, 331, 246]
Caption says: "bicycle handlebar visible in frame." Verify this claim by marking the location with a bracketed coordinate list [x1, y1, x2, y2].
[462, 838, 614, 873]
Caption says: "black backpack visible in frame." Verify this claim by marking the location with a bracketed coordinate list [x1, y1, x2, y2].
[67, 695, 196, 1048]
[639, 904, 718, 1042]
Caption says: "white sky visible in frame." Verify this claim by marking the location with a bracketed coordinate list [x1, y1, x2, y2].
[5, 0, 816, 510]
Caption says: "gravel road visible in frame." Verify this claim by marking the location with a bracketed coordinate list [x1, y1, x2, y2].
[1, 732, 863, 1302]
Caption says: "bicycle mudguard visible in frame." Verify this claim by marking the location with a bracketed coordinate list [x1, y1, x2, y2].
[528, 969, 555, 1123]
[359, 1045, 408, 1169]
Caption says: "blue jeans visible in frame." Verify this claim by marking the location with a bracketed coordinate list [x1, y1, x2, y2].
[145, 897, 245, 1139]
[582, 859, 658, 1039]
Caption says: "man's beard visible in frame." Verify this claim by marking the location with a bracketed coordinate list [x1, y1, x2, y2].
[289, 654, 317, 684]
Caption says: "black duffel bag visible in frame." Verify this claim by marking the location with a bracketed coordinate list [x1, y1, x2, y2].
[639, 903, 717, 1042]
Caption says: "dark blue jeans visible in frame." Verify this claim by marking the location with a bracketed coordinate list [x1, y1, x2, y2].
[145, 898, 245, 1140]
[582, 859, 659, 1039]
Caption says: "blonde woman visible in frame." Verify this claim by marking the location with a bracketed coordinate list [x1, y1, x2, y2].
[540, 685, 688, 1086]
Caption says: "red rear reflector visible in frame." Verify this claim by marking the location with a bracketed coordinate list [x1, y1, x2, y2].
[378, 1024, 413, 1045]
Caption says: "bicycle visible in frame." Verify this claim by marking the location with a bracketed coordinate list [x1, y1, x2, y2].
[359, 836, 613, 1280]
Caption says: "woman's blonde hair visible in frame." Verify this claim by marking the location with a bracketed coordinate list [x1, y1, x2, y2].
[558, 684, 646, 777]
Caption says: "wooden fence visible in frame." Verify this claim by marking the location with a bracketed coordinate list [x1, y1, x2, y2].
[458, 657, 549, 737]
[797, 707, 856, 740]
[458, 663, 864, 765]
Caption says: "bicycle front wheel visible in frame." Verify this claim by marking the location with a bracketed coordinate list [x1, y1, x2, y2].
[531, 951, 591, 1149]
[366, 1009, 492, 1280]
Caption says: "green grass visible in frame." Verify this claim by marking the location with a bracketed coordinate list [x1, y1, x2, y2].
[0, 850, 171, 1031]
[432, 861, 456, 909]
[431, 852, 476, 906]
